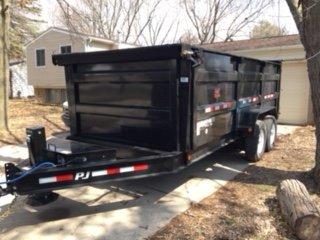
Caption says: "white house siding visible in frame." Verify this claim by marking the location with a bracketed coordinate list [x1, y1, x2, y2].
[279, 61, 310, 125]
[229, 46, 312, 125]
[26, 28, 137, 104]
[26, 30, 85, 89]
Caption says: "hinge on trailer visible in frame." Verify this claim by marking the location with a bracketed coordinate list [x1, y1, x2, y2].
[181, 49, 202, 68]
[181, 50, 194, 58]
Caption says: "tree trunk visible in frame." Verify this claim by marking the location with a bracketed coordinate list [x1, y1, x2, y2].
[276, 179, 320, 240]
[9, 69, 12, 99]
[299, 0, 320, 187]
[0, 0, 9, 130]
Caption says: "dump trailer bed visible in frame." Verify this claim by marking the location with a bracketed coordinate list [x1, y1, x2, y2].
[2, 44, 280, 197]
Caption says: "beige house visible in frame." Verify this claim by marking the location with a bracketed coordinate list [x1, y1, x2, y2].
[26, 27, 135, 104]
[205, 35, 313, 125]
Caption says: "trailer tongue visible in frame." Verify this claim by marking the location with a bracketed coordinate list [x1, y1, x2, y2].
[4, 126, 183, 195]
[1, 44, 280, 200]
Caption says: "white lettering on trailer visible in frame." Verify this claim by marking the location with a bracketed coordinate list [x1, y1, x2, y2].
[196, 117, 214, 136]
[75, 172, 90, 180]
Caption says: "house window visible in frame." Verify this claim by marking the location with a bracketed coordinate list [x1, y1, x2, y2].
[60, 45, 71, 54]
[36, 49, 45, 67]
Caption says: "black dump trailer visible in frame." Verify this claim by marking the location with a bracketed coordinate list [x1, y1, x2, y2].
[2, 44, 280, 197]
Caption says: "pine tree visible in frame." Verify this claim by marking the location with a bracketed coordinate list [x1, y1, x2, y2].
[9, 0, 42, 59]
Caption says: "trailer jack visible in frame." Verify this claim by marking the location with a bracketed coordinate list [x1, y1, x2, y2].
[26, 192, 59, 206]
[0, 161, 60, 206]
[0, 188, 59, 207]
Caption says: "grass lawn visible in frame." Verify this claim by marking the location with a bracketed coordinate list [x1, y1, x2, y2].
[0, 99, 67, 147]
[150, 126, 319, 240]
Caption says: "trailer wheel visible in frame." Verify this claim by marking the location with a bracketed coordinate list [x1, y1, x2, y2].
[245, 120, 267, 162]
[264, 115, 277, 152]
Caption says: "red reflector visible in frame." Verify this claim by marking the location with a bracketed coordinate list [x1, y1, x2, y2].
[133, 164, 149, 171]
[107, 167, 120, 175]
[56, 174, 73, 182]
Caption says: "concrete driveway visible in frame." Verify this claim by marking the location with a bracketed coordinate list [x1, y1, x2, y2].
[0, 125, 295, 240]
[0, 150, 247, 240]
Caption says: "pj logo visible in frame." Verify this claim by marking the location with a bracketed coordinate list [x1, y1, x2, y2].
[75, 172, 91, 180]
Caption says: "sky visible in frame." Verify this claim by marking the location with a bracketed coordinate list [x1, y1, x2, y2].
[39, 0, 298, 43]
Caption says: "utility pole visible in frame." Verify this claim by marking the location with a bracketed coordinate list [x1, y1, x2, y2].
[0, 0, 9, 130]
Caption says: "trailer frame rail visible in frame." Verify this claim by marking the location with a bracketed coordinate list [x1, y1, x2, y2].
[4, 152, 183, 195]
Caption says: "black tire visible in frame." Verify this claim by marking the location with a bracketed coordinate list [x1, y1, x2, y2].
[264, 115, 277, 152]
[245, 120, 267, 162]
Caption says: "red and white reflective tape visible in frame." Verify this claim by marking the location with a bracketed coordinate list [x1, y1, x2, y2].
[91, 164, 149, 177]
[252, 96, 259, 102]
[239, 96, 260, 104]
[38, 163, 149, 184]
[205, 101, 233, 113]
[264, 93, 275, 100]
[39, 174, 73, 184]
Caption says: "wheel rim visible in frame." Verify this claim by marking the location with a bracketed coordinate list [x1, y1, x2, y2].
[257, 129, 265, 156]
[269, 123, 276, 146]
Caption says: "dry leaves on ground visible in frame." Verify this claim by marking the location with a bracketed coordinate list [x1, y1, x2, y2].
[150, 126, 317, 240]
[0, 99, 67, 146]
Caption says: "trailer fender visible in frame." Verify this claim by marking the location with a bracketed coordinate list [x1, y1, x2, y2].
[237, 106, 277, 133]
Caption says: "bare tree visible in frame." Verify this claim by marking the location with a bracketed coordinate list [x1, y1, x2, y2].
[56, 0, 168, 45]
[179, 31, 199, 44]
[0, 0, 10, 130]
[286, 0, 320, 187]
[139, 13, 179, 45]
[182, 0, 272, 44]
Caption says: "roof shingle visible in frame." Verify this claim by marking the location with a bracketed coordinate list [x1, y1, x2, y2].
[203, 34, 301, 52]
